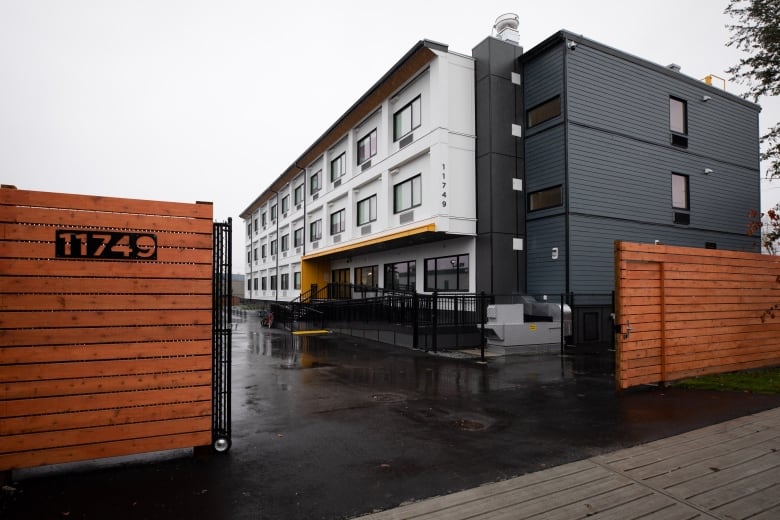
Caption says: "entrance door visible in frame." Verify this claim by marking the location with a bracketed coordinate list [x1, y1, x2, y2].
[331, 268, 350, 299]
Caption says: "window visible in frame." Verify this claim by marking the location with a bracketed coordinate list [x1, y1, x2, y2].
[261, 277, 267, 290]
[310, 170, 321, 193]
[271, 204, 278, 221]
[246, 250, 251, 264]
[261, 212, 267, 226]
[357, 128, 377, 164]
[528, 185, 563, 212]
[355, 265, 378, 288]
[527, 96, 561, 128]
[281, 234, 289, 252]
[261, 244, 267, 258]
[394, 174, 422, 213]
[393, 95, 421, 141]
[281, 195, 289, 214]
[247, 278, 251, 291]
[669, 97, 687, 134]
[270, 275, 277, 290]
[672, 173, 689, 210]
[270, 239, 277, 255]
[247, 222, 252, 237]
[425, 254, 469, 292]
[253, 278, 258, 291]
[294, 184, 304, 205]
[330, 209, 345, 235]
[357, 194, 377, 225]
[310, 219, 322, 241]
[294, 227, 303, 247]
[281, 273, 289, 290]
[253, 218, 258, 234]
[294, 271, 301, 290]
[253, 248, 258, 262]
[331, 153, 346, 182]
[384, 260, 416, 291]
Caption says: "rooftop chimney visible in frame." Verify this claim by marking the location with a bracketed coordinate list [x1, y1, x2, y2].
[494, 13, 520, 45]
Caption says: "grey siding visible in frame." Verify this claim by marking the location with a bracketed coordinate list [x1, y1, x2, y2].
[526, 216, 566, 294]
[566, 43, 760, 170]
[525, 124, 566, 197]
[568, 214, 758, 293]
[524, 45, 564, 110]
[568, 125, 759, 234]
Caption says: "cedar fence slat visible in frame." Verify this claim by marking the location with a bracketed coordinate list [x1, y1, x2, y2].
[0, 259, 212, 279]
[1, 294, 213, 311]
[0, 357, 212, 383]
[0, 402, 212, 436]
[0, 276, 212, 295]
[2, 324, 212, 347]
[0, 309, 212, 329]
[1, 223, 213, 248]
[0, 241, 213, 264]
[0, 340, 211, 364]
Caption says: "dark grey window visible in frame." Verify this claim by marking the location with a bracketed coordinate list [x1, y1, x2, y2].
[384, 260, 416, 291]
[294, 227, 303, 247]
[281, 195, 289, 214]
[270, 275, 277, 290]
[355, 265, 378, 288]
[261, 212, 267, 226]
[357, 129, 377, 164]
[294, 272, 301, 290]
[261, 244, 267, 258]
[393, 96, 421, 141]
[281, 234, 289, 252]
[261, 277, 267, 290]
[281, 273, 289, 290]
[270, 239, 277, 255]
[247, 221, 252, 236]
[527, 96, 561, 127]
[270, 204, 277, 221]
[425, 254, 469, 292]
[670, 97, 687, 134]
[528, 185, 563, 211]
[253, 277, 258, 291]
[294, 184, 304, 205]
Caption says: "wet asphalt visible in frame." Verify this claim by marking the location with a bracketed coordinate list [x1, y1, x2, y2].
[4, 313, 780, 520]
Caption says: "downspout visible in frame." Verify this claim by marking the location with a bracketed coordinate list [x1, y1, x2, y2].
[562, 38, 571, 296]
[294, 163, 307, 297]
[267, 188, 280, 302]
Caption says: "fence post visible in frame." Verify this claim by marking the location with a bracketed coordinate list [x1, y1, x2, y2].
[432, 291, 438, 353]
[412, 292, 419, 350]
[480, 291, 486, 362]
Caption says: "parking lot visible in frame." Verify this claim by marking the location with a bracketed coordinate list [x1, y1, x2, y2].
[4, 314, 780, 520]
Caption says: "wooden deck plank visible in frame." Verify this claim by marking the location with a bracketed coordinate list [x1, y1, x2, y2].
[691, 473, 780, 512]
[525, 483, 651, 520]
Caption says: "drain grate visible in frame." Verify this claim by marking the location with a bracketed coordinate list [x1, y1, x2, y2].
[370, 393, 406, 403]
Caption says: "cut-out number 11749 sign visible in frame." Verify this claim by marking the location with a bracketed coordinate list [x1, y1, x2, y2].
[55, 230, 157, 260]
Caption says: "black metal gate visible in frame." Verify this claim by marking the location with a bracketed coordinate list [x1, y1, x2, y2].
[212, 218, 232, 451]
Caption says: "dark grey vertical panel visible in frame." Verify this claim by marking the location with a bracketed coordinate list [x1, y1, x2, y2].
[526, 216, 566, 294]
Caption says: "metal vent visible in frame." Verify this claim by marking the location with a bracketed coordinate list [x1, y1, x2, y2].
[296, 247, 301, 254]
[282, 252, 287, 257]
[399, 134, 414, 148]
[361, 160, 372, 171]
[334, 179, 342, 187]
[296, 204, 301, 210]
[674, 212, 690, 225]
[312, 193, 319, 200]
[361, 225, 371, 235]
[671, 134, 688, 148]
[333, 234, 341, 243]
[399, 211, 414, 224]
[312, 241, 319, 249]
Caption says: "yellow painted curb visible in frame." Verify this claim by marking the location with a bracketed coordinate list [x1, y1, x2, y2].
[292, 330, 330, 336]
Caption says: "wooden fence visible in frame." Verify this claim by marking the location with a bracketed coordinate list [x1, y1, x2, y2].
[615, 241, 780, 390]
[0, 187, 214, 470]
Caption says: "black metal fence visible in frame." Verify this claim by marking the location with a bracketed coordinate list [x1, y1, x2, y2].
[211, 219, 232, 452]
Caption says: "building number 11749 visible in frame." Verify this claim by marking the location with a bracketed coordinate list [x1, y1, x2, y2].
[55, 230, 157, 260]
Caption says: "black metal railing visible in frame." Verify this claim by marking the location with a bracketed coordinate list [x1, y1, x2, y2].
[211, 219, 232, 452]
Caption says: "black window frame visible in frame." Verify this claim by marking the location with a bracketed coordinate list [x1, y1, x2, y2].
[384, 260, 416, 291]
[281, 234, 289, 252]
[393, 95, 421, 141]
[669, 96, 688, 135]
[354, 265, 378, 288]
[357, 194, 377, 225]
[357, 128, 378, 164]
[310, 219, 322, 241]
[331, 153, 346, 182]
[270, 204, 278, 221]
[270, 275, 277, 290]
[281, 195, 289, 214]
[293, 227, 304, 248]
[294, 184, 304, 205]
[330, 209, 345, 235]
[261, 212, 267, 227]
[281, 273, 289, 290]
[393, 174, 422, 213]
[672, 173, 690, 210]
[310, 170, 322, 194]
[270, 239, 277, 255]
[424, 254, 469, 292]
[261, 277, 267, 290]
[261, 244, 267, 258]
[293, 271, 301, 290]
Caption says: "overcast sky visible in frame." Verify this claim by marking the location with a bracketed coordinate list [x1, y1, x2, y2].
[2, 0, 778, 272]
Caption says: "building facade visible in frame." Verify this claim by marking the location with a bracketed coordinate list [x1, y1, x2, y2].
[241, 22, 760, 306]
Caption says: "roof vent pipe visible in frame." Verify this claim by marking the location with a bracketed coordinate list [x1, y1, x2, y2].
[494, 13, 520, 45]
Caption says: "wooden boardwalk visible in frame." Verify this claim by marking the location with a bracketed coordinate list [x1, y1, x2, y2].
[355, 407, 780, 520]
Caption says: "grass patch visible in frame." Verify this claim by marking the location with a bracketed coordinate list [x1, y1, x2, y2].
[675, 367, 780, 394]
